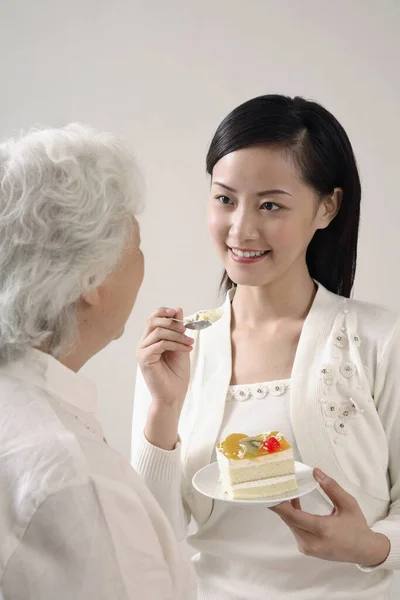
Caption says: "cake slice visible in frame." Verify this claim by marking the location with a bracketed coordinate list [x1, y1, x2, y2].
[216, 432, 297, 499]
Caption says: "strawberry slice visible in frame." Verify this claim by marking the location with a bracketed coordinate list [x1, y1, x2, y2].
[263, 436, 281, 453]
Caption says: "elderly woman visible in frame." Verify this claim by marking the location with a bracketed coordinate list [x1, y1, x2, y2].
[0, 125, 195, 600]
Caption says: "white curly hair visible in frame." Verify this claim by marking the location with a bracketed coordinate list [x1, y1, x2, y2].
[0, 123, 142, 363]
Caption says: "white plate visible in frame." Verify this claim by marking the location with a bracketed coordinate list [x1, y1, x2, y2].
[192, 461, 318, 507]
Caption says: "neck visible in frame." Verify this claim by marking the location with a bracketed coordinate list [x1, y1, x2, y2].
[41, 331, 104, 373]
[232, 264, 316, 328]
[38, 345, 91, 373]
[59, 349, 91, 372]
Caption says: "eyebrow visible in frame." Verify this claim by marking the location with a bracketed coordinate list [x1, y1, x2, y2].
[213, 181, 292, 197]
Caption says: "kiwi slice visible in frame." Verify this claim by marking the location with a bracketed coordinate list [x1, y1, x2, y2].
[238, 436, 263, 457]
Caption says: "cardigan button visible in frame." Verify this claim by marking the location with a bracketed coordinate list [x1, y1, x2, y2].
[334, 418, 349, 435]
[340, 362, 357, 378]
[324, 401, 339, 418]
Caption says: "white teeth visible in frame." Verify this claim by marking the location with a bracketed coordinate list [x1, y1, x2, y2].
[231, 248, 267, 258]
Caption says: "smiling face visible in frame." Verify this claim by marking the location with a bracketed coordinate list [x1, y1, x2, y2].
[207, 145, 339, 288]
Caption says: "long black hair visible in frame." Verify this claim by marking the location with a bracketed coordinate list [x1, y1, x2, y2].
[206, 95, 361, 298]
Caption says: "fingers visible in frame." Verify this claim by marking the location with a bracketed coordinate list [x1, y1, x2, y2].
[137, 307, 195, 368]
[313, 468, 358, 512]
[150, 317, 186, 334]
[290, 497, 302, 511]
[146, 306, 183, 323]
[140, 307, 187, 341]
[141, 326, 194, 351]
[272, 508, 322, 557]
[270, 501, 324, 535]
[139, 339, 193, 367]
[173, 307, 184, 322]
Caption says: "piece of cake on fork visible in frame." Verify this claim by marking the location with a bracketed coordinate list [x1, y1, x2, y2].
[216, 432, 298, 499]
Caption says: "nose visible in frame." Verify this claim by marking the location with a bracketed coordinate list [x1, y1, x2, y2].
[229, 207, 259, 242]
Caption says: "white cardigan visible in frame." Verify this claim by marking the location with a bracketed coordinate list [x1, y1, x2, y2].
[132, 283, 400, 570]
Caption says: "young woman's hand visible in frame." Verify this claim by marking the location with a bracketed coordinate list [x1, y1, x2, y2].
[270, 468, 390, 567]
[137, 307, 194, 407]
[136, 307, 194, 450]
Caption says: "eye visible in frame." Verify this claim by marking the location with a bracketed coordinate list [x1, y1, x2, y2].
[261, 201, 281, 212]
[216, 195, 234, 205]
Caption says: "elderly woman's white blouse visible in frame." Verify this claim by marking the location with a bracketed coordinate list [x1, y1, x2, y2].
[0, 349, 195, 600]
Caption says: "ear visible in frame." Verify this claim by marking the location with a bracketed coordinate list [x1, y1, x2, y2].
[80, 287, 102, 308]
[317, 188, 342, 229]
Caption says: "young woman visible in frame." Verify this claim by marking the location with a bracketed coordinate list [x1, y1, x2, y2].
[132, 95, 400, 600]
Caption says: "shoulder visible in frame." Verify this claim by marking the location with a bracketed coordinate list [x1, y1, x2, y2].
[318, 284, 399, 339]
[0, 375, 91, 510]
[346, 296, 399, 350]
[347, 296, 399, 327]
[321, 287, 400, 361]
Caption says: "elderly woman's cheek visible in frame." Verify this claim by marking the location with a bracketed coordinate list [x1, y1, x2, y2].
[118, 247, 144, 336]
[130, 248, 145, 307]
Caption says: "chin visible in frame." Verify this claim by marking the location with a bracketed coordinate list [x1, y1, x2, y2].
[225, 267, 277, 288]
[230, 277, 273, 288]
[113, 327, 125, 341]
